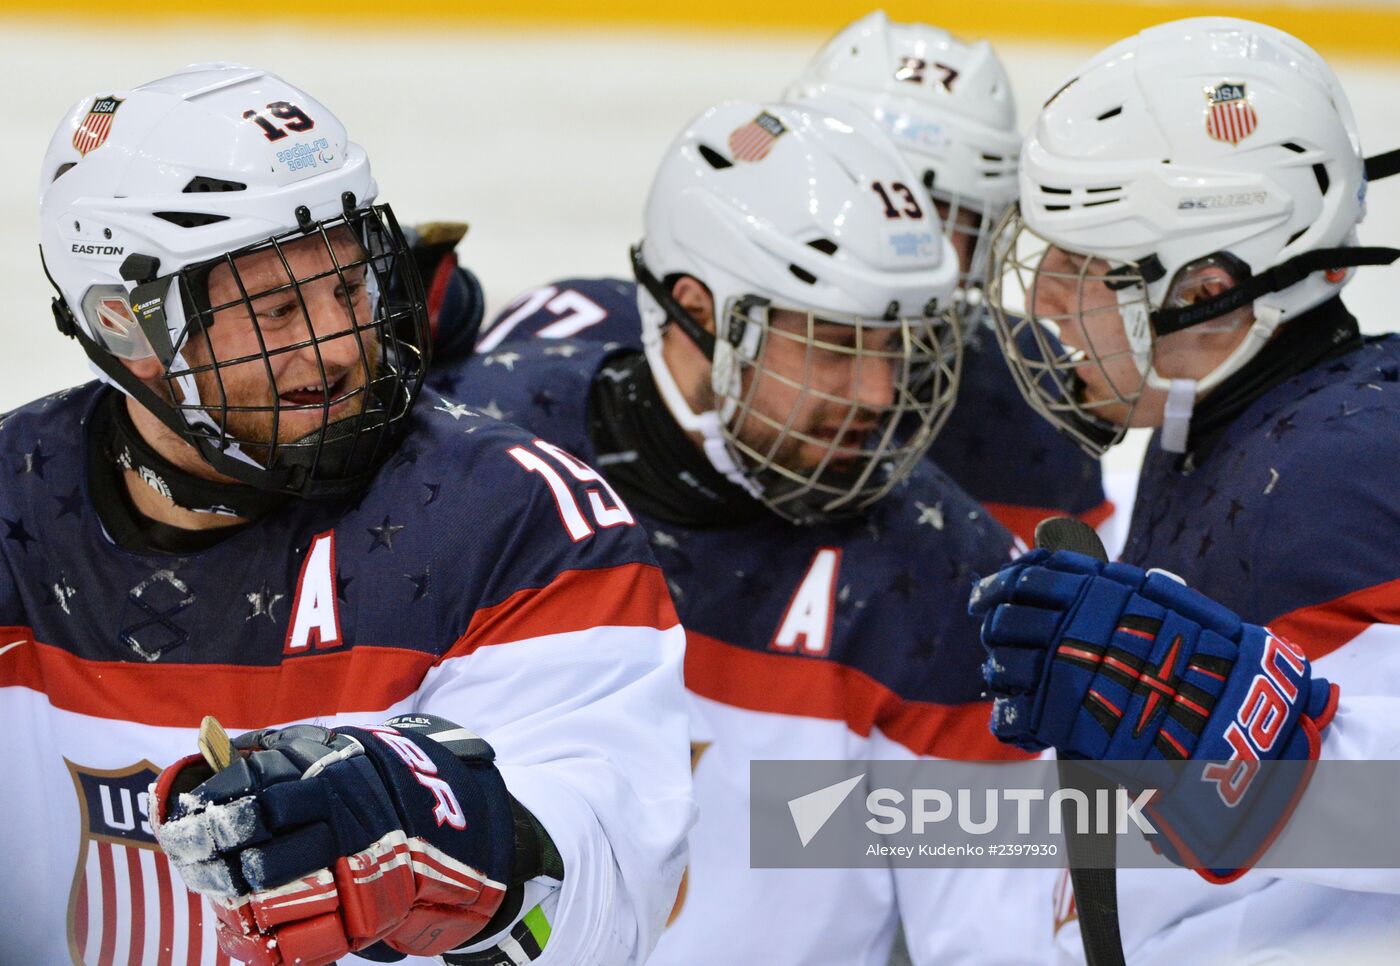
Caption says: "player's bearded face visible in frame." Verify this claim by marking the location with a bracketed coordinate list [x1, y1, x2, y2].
[1029, 245, 1163, 428]
[182, 228, 381, 452]
[731, 308, 900, 476]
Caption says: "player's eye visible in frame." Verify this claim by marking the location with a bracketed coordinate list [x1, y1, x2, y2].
[257, 300, 301, 323]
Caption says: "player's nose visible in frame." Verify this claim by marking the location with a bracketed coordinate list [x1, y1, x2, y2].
[298, 282, 366, 367]
[847, 350, 897, 412]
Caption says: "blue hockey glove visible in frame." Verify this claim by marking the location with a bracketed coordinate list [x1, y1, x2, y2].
[151, 715, 515, 966]
[970, 549, 1340, 882]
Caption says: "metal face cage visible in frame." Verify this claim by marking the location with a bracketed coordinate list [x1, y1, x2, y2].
[986, 206, 1154, 457]
[128, 204, 429, 498]
[924, 175, 1010, 330]
[716, 296, 962, 524]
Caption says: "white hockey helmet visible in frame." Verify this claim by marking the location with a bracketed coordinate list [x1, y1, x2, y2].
[987, 18, 1397, 455]
[39, 63, 430, 497]
[634, 99, 962, 524]
[787, 11, 1020, 309]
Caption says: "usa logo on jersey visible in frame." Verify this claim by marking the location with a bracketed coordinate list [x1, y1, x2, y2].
[66, 760, 226, 965]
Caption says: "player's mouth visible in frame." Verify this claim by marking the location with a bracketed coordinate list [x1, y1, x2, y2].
[278, 374, 355, 411]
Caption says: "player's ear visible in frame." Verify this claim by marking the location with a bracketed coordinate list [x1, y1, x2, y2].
[670, 275, 717, 333]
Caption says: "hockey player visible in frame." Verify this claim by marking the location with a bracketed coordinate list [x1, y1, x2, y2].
[432, 100, 1042, 964]
[786, 11, 1109, 543]
[0, 65, 692, 966]
[974, 17, 1400, 961]
[472, 13, 1111, 547]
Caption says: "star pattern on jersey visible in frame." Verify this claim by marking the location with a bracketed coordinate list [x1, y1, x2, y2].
[4, 517, 35, 551]
[484, 351, 521, 372]
[1197, 532, 1214, 560]
[336, 572, 354, 602]
[391, 447, 420, 470]
[886, 571, 916, 599]
[532, 390, 556, 416]
[1268, 413, 1297, 440]
[479, 400, 508, 421]
[20, 443, 54, 479]
[915, 500, 945, 530]
[651, 530, 680, 550]
[1226, 499, 1246, 528]
[405, 567, 431, 603]
[434, 397, 474, 421]
[55, 486, 84, 520]
[45, 573, 78, 614]
[543, 343, 580, 358]
[422, 482, 441, 506]
[368, 514, 406, 552]
[245, 581, 285, 623]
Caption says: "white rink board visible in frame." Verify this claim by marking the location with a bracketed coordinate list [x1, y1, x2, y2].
[1, 22, 1396, 484]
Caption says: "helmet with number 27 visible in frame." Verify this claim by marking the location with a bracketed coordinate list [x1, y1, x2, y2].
[788, 11, 1020, 314]
[39, 63, 431, 498]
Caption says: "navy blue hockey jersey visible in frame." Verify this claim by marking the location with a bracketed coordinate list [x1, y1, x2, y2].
[0, 383, 693, 965]
[475, 276, 1111, 545]
[1050, 332, 1400, 964]
[429, 339, 1041, 965]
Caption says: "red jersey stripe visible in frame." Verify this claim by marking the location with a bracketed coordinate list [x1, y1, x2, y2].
[0, 562, 676, 728]
[449, 562, 678, 657]
[683, 630, 1032, 761]
[982, 499, 1115, 548]
[1266, 575, 1400, 661]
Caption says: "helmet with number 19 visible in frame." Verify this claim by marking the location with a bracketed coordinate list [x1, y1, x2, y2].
[39, 63, 430, 499]
[787, 11, 1020, 315]
[634, 99, 961, 524]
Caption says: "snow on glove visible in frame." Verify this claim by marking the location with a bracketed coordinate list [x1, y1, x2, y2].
[969, 549, 1340, 882]
[151, 714, 514, 966]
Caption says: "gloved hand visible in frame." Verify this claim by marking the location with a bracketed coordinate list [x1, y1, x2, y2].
[151, 714, 515, 965]
[970, 549, 1340, 881]
[406, 221, 484, 363]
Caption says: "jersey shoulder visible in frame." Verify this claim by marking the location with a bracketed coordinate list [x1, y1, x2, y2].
[475, 277, 642, 353]
[428, 336, 616, 461]
[1126, 335, 1400, 623]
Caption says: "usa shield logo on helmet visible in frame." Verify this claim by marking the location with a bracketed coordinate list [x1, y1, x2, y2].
[1204, 83, 1258, 146]
[72, 97, 124, 157]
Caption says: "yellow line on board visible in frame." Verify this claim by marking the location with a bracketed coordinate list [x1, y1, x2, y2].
[3, 0, 1398, 58]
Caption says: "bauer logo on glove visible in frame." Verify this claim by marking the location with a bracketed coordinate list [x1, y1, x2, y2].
[969, 548, 1340, 882]
[149, 716, 516, 966]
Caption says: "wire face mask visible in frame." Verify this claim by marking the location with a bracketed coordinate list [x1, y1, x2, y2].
[924, 173, 1011, 331]
[986, 206, 1156, 457]
[713, 295, 962, 524]
[77, 203, 430, 498]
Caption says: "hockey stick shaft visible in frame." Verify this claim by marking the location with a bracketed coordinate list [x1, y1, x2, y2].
[1034, 517, 1126, 966]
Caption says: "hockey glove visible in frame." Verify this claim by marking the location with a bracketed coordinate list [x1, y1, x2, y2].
[151, 714, 515, 966]
[970, 549, 1340, 882]
[406, 221, 484, 363]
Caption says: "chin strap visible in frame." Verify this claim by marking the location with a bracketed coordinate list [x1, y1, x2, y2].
[632, 245, 762, 498]
[1151, 245, 1399, 336]
[1160, 378, 1197, 454]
